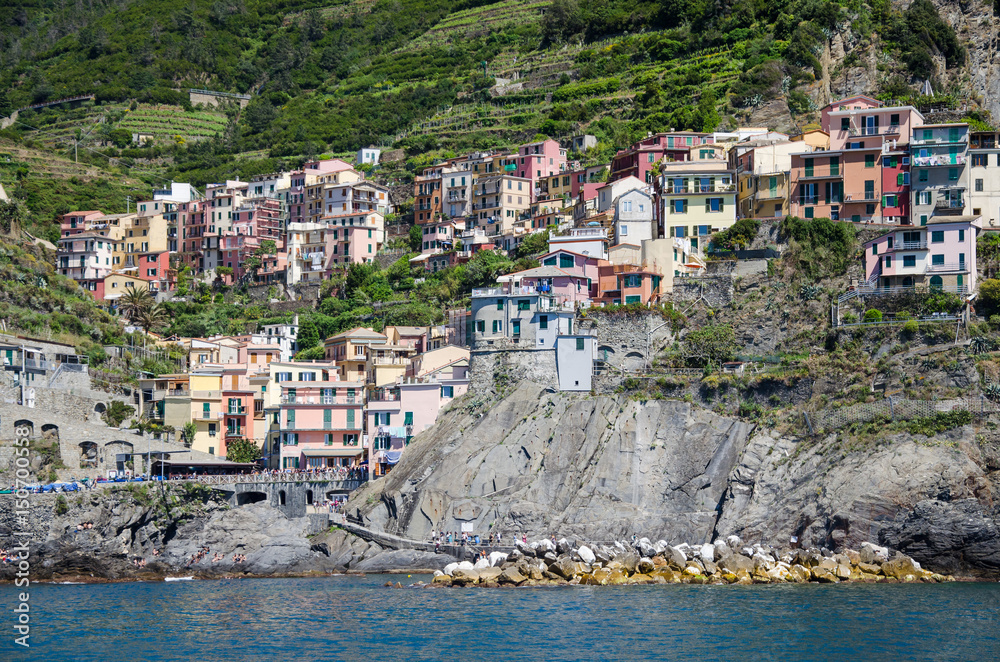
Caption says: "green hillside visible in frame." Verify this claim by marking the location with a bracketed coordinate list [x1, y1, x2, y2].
[0, 0, 972, 167]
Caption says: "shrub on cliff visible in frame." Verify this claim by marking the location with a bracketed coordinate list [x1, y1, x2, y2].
[780, 216, 856, 281]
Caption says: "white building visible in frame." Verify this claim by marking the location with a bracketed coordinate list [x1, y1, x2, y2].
[357, 147, 381, 166]
[152, 182, 196, 203]
[613, 189, 654, 246]
[260, 316, 300, 357]
[596, 175, 646, 214]
[556, 334, 595, 391]
[548, 227, 609, 260]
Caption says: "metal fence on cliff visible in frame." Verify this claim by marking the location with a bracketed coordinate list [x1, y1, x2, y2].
[809, 396, 1000, 433]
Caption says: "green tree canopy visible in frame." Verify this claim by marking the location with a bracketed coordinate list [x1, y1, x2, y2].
[225, 437, 260, 464]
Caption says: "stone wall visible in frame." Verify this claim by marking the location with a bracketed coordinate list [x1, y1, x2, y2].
[468, 311, 675, 395]
[581, 310, 675, 371]
[470, 344, 558, 396]
[219, 479, 363, 518]
[671, 276, 734, 308]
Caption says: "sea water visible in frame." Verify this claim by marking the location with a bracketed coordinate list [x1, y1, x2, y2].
[2, 576, 998, 661]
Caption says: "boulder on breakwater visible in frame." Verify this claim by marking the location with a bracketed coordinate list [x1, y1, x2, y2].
[427, 536, 954, 587]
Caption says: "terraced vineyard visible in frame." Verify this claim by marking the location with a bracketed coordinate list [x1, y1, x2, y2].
[15, 102, 229, 151]
[116, 106, 229, 143]
[394, 32, 742, 149]
[396, 0, 549, 53]
[0, 143, 105, 182]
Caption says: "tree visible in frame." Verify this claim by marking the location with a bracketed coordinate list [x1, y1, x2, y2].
[0, 200, 25, 234]
[135, 303, 170, 333]
[181, 421, 198, 447]
[711, 219, 759, 251]
[684, 324, 737, 367]
[980, 279, 1000, 317]
[119, 287, 154, 321]
[225, 437, 260, 464]
[514, 229, 550, 259]
[542, 0, 584, 44]
[296, 316, 321, 350]
[103, 401, 136, 428]
[409, 224, 422, 252]
[302, 9, 325, 41]
[463, 250, 515, 289]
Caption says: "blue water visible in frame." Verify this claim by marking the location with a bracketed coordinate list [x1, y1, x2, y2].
[2, 576, 999, 661]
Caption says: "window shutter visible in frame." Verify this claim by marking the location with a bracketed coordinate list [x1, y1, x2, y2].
[719, 198, 724, 211]
[897, 173, 903, 186]
[705, 198, 710, 213]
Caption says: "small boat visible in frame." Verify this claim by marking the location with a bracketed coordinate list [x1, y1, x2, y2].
[164, 576, 195, 582]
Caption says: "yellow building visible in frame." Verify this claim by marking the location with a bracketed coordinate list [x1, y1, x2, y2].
[658, 145, 737, 255]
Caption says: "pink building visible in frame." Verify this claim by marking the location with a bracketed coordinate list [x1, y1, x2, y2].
[179, 199, 208, 271]
[821, 95, 923, 151]
[60, 210, 106, 237]
[502, 265, 592, 304]
[56, 232, 113, 299]
[222, 365, 256, 457]
[538, 249, 603, 298]
[367, 371, 468, 476]
[518, 139, 568, 198]
[862, 217, 980, 293]
[278, 380, 365, 470]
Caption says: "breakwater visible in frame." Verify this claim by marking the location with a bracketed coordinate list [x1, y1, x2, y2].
[429, 536, 954, 587]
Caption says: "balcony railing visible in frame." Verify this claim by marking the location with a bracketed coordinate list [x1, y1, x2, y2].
[934, 200, 965, 210]
[926, 262, 967, 272]
[280, 395, 360, 405]
[911, 136, 967, 146]
[799, 169, 841, 180]
[756, 189, 785, 200]
[227, 405, 247, 415]
[888, 241, 928, 251]
[845, 192, 878, 202]
[912, 155, 967, 167]
[848, 125, 900, 137]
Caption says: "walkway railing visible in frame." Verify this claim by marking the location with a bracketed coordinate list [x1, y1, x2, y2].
[157, 471, 369, 485]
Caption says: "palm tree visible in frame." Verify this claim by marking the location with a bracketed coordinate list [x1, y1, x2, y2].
[119, 287, 154, 321]
[135, 302, 170, 334]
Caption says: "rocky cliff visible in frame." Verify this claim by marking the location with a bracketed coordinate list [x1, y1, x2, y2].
[349, 382, 1000, 578]
[0, 484, 451, 581]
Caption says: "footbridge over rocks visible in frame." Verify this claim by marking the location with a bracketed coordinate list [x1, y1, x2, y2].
[341, 521, 514, 561]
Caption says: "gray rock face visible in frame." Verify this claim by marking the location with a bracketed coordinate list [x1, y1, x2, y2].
[353, 550, 453, 573]
[714, 430, 1000, 577]
[349, 381, 1000, 577]
[878, 499, 1000, 575]
[353, 383, 754, 545]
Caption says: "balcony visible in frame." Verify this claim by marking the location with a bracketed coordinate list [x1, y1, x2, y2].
[280, 395, 360, 405]
[926, 261, 968, 273]
[934, 199, 965, 213]
[227, 405, 247, 415]
[848, 125, 900, 137]
[888, 241, 928, 251]
[912, 155, 966, 167]
[195, 411, 219, 420]
[911, 136, 967, 146]
[757, 189, 786, 200]
[845, 192, 878, 202]
[798, 169, 842, 180]
[369, 356, 411, 366]
[225, 430, 245, 439]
